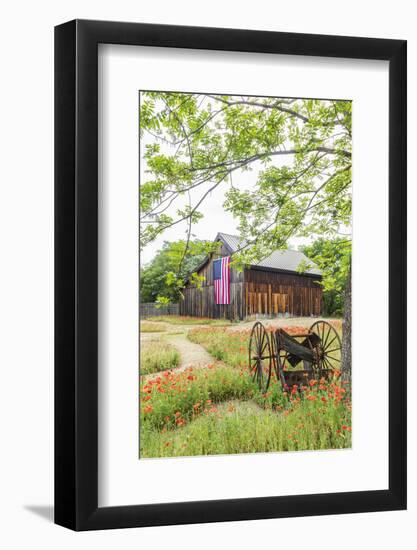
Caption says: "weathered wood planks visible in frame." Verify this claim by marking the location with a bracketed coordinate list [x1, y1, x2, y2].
[180, 252, 322, 320]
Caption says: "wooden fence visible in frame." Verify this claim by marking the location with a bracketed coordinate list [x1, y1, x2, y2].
[140, 302, 179, 318]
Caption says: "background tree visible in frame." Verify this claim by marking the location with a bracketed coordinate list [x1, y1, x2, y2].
[140, 239, 217, 304]
[300, 237, 351, 316]
[140, 92, 352, 376]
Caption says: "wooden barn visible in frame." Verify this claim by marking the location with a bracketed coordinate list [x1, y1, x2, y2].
[179, 232, 322, 320]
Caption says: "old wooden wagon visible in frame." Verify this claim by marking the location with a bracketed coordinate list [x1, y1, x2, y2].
[180, 232, 323, 320]
[249, 320, 342, 392]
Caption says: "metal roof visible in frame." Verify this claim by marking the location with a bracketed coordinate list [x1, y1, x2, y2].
[216, 232, 322, 277]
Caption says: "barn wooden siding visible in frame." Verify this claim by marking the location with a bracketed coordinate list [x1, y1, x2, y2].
[244, 268, 322, 317]
[180, 282, 244, 320]
[179, 244, 322, 320]
[179, 244, 245, 319]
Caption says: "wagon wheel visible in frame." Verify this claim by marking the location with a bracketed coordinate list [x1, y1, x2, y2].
[309, 320, 342, 375]
[248, 322, 272, 392]
[270, 331, 284, 383]
[269, 332, 287, 387]
[270, 330, 278, 376]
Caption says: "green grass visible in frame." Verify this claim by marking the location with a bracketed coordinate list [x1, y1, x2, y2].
[140, 321, 166, 333]
[140, 339, 180, 375]
[188, 327, 249, 367]
[140, 360, 351, 457]
[141, 397, 351, 458]
[146, 315, 232, 327]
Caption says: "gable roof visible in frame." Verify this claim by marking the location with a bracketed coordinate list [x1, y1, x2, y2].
[216, 232, 322, 277]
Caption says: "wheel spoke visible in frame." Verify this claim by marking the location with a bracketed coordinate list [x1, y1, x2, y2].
[323, 325, 332, 348]
[322, 356, 334, 371]
[326, 346, 341, 354]
[324, 334, 338, 350]
[325, 355, 341, 363]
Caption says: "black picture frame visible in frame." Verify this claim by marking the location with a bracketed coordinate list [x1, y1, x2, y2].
[55, 19, 407, 531]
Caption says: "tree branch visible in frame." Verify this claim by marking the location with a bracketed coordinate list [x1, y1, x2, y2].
[189, 146, 351, 174]
[206, 95, 310, 123]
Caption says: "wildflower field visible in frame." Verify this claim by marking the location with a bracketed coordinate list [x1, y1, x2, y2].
[140, 322, 351, 458]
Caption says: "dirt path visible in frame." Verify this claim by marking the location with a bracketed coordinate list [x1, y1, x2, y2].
[141, 326, 217, 381]
[165, 333, 214, 370]
[141, 320, 224, 349]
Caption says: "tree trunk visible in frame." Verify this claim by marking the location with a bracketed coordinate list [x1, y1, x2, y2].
[341, 261, 351, 382]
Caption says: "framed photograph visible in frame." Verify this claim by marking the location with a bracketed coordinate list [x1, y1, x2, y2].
[55, 19, 406, 530]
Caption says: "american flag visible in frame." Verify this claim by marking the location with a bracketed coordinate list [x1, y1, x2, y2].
[213, 256, 231, 305]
